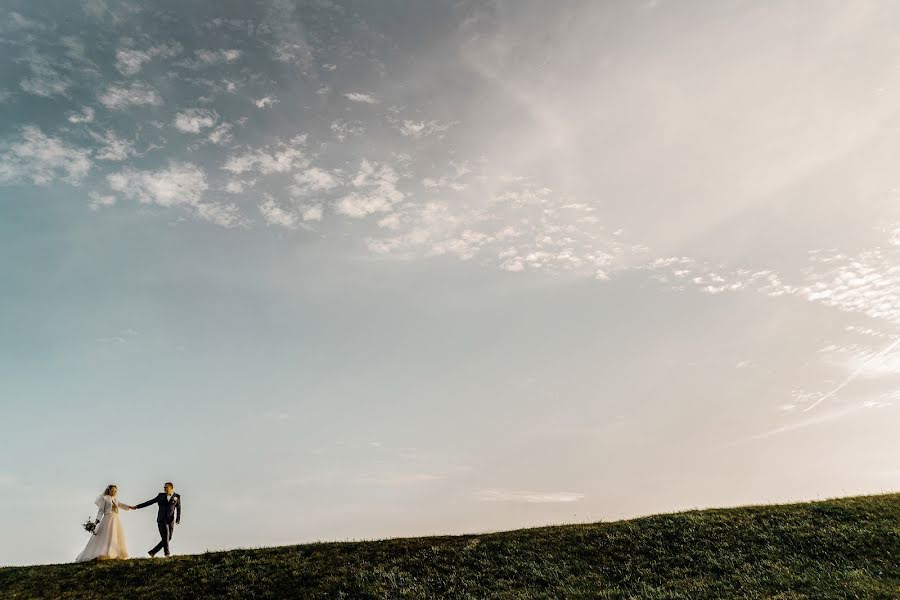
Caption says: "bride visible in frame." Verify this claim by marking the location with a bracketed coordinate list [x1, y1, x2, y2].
[75, 484, 134, 562]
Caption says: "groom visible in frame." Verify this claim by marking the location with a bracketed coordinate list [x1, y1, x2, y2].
[134, 482, 181, 557]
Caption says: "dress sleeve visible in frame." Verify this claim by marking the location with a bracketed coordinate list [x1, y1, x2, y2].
[117, 499, 133, 511]
[94, 495, 106, 522]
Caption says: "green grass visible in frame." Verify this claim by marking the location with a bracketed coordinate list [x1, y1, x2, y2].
[2, 494, 899, 599]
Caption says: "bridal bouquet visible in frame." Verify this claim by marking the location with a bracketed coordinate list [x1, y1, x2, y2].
[83, 517, 99, 536]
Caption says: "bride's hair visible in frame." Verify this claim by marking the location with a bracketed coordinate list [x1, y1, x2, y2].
[104, 484, 117, 496]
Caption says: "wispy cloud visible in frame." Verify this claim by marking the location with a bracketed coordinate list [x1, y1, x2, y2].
[222, 135, 307, 176]
[804, 338, 900, 412]
[98, 81, 163, 109]
[67, 106, 95, 124]
[335, 159, 403, 218]
[92, 130, 137, 161]
[115, 42, 181, 76]
[0, 126, 91, 185]
[174, 108, 218, 134]
[18, 53, 71, 97]
[344, 92, 378, 104]
[475, 489, 585, 503]
[177, 48, 242, 69]
[107, 161, 242, 227]
[259, 196, 299, 229]
[253, 95, 278, 109]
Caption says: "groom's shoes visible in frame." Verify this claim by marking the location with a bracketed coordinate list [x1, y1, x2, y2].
[148, 552, 156, 558]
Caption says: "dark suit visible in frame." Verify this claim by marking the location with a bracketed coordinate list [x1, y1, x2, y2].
[134, 492, 181, 556]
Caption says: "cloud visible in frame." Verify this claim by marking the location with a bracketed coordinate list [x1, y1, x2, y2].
[475, 489, 585, 503]
[803, 338, 900, 413]
[258, 197, 299, 229]
[92, 130, 136, 161]
[344, 92, 378, 104]
[741, 399, 893, 443]
[330, 119, 364, 141]
[300, 204, 323, 222]
[222, 135, 307, 176]
[224, 179, 253, 194]
[98, 82, 163, 109]
[362, 174, 633, 276]
[356, 473, 446, 485]
[0, 126, 91, 185]
[106, 161, 241, 227]
[397, 119, 453, 139]
[88, 191, 116, 210]
[174, 108, 218, 133]
[653, 245, 900, 326]
[291, 167, 341, 194]
[194, 202, 244, 228]
[108, 162, 207, 207]
[67, 106, 95, 124]
[334, 159, 403, 218]
[177, 48, 242, 69]
[207, 122, 233, 144]
[19, 53, 71, 97]
[115, 43, 181, 76]
[254, 96, 278, 109]
[7, 11, 46, 31]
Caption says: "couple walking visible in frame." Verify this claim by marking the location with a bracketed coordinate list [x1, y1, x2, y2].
[75, 482, 182, 562]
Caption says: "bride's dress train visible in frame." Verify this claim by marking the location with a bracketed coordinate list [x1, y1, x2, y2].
[75, 494, 132, 562]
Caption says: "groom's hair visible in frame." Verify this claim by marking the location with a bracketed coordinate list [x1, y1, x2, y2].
[164, 482, 174, 489]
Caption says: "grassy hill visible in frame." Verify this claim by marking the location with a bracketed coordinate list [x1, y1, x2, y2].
[2, 493, 899, 599]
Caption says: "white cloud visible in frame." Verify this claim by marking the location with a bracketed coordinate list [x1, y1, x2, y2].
[106, 162, 240, 227]
[107, 162, 207, 207]
[475, 489, 585, 503]
[67, 106, 95, 124]
[301, 204, 323, 222]
[0, 126, 91, 185]
[344, 92, 378, 104]
[291, 167, 340, 194]
[177, 49, 242, 69]
[8, 11, 45, 31]
[92, 130, 136, 161]
[98, 82, 163, 109]
[330, 119, 364, 141]
[224, 179, 253, 194]
[88, 191, 116, 210]
[19, 54, 71, 97]
[259, 197, 298, 229]
[194, 202, 244, 228]
[335, 160, 404, 218]
[115, 43, 181, 76]
[174, 108, 218, 134]
[398, 119, 453, 139]
[356, 473, 446, 485]
[207, 122, 233, 145]
[222, 135, 307, 176]
[254, 96, 278, 109]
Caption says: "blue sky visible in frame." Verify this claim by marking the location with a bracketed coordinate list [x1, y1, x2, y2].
[1, 0, 899, 566]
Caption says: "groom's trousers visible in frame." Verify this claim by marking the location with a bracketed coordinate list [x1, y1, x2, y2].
[150, 521, 175, 556]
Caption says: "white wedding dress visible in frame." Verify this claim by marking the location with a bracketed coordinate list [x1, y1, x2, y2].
[75, 494, 131, 561]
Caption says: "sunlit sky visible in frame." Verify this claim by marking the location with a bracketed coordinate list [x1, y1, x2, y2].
[2, 0, 899, 567]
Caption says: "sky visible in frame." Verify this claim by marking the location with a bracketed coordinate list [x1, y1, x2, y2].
[1, 0, 899, 566]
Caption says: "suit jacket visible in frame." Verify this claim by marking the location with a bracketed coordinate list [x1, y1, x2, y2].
[135, 493, 181, 523]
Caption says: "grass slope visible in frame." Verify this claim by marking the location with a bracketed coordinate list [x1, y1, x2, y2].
[2, 494, 899, 599]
